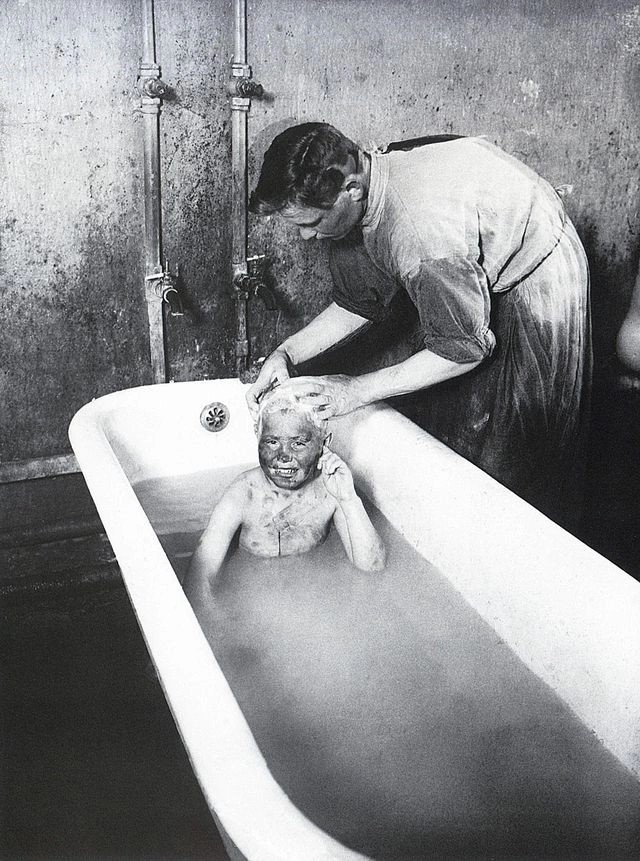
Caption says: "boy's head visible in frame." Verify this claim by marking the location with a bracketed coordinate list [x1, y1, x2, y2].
[256, 390, 328, 490]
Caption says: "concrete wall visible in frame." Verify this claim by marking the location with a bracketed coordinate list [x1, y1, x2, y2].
[0, 0, 148, 461]
[0, 0, 234, 462]
[1, 0, 639, 463]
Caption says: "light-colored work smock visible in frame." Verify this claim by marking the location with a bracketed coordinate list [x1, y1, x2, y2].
[329, 137, 592, 528]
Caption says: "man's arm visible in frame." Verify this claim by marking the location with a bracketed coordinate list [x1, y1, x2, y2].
[279, 347, 482, 417]
[356, 347, 481, 402]
[183, 482, 245, 614]
[280, 301, 370, 364]
[246, 302, 370, 414]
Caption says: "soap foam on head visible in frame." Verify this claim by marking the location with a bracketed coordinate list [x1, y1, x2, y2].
[255, 386, 328, 439]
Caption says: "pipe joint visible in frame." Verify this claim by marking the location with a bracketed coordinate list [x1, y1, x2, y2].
[229, 61, 264, 105]
[231, 61, 251, 78]
[142, 77, 170, 99]
[138, 62, 170, 102]
[234, 78, 264, 99]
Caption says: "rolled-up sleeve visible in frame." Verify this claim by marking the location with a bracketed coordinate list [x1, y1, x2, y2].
[405, 257, 496, 363]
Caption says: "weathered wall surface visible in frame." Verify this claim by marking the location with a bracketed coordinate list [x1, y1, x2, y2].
[155, 0, 235, 383]
[0, 0, 234, 462]
[0, 0, 149, 461]
[2, 0, 639, 463]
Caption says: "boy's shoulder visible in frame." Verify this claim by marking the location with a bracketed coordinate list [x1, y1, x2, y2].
[218, 467, 260, 501]
[228, 466, 262, 492]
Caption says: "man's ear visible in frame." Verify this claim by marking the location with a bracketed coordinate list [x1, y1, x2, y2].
[344, 178, 366, 202]
[324, 431, 333, 448]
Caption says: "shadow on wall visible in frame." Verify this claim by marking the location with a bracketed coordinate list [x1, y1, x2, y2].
[571, 215, 640, 579]
[578, 216, 640, 379]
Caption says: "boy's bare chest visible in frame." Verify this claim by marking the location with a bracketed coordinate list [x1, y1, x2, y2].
[240, 483, 334, 557]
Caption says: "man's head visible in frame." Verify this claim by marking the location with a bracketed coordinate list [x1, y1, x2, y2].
[249, 122, 369, 241]
[256, 390, 328, 490]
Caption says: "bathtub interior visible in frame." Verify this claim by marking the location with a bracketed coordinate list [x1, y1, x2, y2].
[69, 379, 640, 858]
[102, 379, 259, 489]
[71, 380, 375, 861]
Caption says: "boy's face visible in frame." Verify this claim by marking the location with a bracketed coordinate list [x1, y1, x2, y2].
[258, 409, 324, 490]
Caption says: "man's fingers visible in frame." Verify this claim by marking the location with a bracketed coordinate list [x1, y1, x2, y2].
[246, 389, 260, 416]
[298, 395, 332, 411]
[277, 377, 325, 396]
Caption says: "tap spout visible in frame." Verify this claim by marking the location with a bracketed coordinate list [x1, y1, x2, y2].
[234, 255, 277, 311]
[145, 261, 184, 317]
[254, 281, 277, 310]
[162, 285, 183, 316]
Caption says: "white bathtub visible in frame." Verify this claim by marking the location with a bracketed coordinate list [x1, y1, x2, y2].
[69, 379, 640, 860]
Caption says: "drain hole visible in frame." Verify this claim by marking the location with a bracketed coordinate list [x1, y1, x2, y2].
[200, 402, 230, 432]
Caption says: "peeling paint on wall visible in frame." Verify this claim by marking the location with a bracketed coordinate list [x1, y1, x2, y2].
[620, 5, 640, 53]
[519, 79, 540, 103]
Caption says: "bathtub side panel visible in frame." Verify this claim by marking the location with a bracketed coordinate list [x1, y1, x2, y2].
[331, 405, 640, 779]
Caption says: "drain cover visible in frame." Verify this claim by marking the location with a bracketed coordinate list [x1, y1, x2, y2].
[200, 402, 230, 432]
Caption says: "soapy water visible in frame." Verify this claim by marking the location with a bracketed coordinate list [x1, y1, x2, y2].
[136, 472, 640, 859]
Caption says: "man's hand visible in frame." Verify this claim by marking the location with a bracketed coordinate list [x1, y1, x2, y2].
[318, 446, 356, 502]
[245, 349, 292, 417]
[276, 374, 365, 418]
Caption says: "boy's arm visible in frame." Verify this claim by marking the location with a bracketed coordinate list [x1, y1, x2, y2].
[320, 448, 386, 572]
[183, 481, 245, 613]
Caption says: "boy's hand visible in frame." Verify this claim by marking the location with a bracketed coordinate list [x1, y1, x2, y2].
[318, 445, 356, 502]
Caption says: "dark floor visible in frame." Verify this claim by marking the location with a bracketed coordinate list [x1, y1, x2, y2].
[0, 578, 229, 860]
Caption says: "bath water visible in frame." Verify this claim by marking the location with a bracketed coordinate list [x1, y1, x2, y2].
[136, 472, 640, 859]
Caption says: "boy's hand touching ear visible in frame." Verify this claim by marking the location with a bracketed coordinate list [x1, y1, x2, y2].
[318, 444, 356, 502]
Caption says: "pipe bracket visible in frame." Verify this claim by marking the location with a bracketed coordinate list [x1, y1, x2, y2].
[231, 96, 251, 112]
[231, 62, 251, 77]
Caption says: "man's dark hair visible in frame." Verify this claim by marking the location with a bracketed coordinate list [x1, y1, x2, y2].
[249, 122, 358, 215]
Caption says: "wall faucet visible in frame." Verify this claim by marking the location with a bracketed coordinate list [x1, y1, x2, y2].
[233, 255, 277, 310]
[145, 260, 184, 316]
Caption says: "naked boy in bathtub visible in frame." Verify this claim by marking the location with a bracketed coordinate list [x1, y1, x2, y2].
[184, 391, 385, 605]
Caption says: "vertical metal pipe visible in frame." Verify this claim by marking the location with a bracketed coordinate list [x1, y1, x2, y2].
[141, 0, 157, 63]
[140, 0, 167, 383]
[233, 0, 246, 64]
[231, 108, 248, 271]
[231, 0, 249, 377]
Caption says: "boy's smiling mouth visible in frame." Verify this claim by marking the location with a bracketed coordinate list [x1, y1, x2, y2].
[271, 465, 301, 480]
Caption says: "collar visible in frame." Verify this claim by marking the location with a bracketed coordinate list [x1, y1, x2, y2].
[360, 151, 388, 232]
